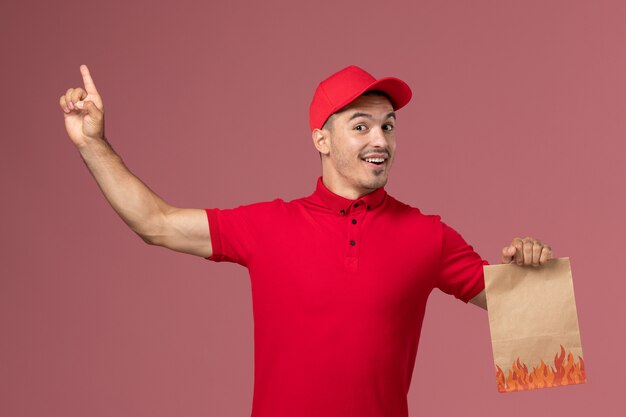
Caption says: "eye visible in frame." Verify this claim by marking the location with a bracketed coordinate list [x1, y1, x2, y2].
[354, 124, 367, 131]
[383, 123, 395, 132]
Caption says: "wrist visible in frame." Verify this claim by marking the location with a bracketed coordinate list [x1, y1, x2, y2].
[77, 136, 114, 160]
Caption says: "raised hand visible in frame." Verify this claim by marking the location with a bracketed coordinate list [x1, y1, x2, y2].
[59, 65, 105, 148]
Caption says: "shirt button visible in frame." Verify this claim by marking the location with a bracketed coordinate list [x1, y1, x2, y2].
[349, 240, 356, 246]
[366, 205, 371, 210]
[354, 203, 359, 208]
[351, 219, 357, 224]
[340, 209, 345, 215]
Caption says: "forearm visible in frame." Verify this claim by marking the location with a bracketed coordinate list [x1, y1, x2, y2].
[78, 137, 170, 242]
[469, 289, 487, 310]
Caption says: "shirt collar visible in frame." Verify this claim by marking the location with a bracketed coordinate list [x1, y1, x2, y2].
[311, 176, 387, 215]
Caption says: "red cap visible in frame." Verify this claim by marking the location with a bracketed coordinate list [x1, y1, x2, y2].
[309, 65, 412, 132]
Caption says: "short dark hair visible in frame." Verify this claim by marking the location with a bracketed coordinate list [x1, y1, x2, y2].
[321, 114, 336, 131]
[322, 90, 392, 131]
[361, 89, 392, 101]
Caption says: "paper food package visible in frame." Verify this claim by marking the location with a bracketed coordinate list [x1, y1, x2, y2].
[483, 257, 586, 393]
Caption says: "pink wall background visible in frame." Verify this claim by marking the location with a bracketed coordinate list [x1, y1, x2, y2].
[1, 0, 624, 416]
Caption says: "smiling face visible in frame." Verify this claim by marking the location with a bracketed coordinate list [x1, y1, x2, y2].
[312, 93, 397, 200]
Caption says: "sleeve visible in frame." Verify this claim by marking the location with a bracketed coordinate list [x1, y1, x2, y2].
[204, 203, 265, 267]
[436, 218, 490, 303]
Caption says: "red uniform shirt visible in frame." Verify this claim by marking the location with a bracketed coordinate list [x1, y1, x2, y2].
[205, 178, 488, 417]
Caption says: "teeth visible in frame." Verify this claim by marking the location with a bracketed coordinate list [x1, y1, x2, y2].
[364, 158, 385, 163]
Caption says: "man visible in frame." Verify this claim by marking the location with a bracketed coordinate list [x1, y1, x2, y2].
[59, 65, 552, 417]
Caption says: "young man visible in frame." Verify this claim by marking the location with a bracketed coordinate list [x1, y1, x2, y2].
[59, 65, 552, 417]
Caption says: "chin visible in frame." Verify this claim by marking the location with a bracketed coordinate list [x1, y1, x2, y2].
[363, 174, 388, 190]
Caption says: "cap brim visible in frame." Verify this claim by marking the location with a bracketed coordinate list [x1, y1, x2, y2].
[364, 77, 413, 111]
[327, 76, 412, 119]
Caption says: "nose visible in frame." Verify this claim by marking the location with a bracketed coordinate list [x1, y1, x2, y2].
[369, 126, 389, 148]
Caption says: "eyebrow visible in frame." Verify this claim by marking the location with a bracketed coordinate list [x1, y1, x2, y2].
[348, 111, 396, 121]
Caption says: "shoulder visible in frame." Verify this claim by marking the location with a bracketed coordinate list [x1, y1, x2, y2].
[206, 198, 289, 226]
[214, 198, 287, 212]
[383, 194, 444, 226]
[208, 192, 323, 219]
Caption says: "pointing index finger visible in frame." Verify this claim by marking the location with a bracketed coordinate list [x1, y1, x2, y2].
[80, 64, 98, 94]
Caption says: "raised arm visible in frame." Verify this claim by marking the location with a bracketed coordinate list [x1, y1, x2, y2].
[59, 65, 212, 258]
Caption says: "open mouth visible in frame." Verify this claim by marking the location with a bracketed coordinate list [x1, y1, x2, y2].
[362, 157, 387, 166]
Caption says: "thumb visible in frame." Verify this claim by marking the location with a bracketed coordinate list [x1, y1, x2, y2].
[501, 245, 516, 264]
[78, 100, 105, 139]
[76, 100, 102, 119]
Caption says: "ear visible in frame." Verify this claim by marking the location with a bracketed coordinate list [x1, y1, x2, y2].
[312, 128, 331, 155]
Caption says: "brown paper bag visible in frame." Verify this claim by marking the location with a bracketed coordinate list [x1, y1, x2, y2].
[483, 257, 586, 393]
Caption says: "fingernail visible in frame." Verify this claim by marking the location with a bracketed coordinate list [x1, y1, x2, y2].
[76, 101, 84, 109]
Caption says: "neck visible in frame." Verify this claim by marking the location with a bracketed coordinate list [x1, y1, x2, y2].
[321, 173, 378, 200]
